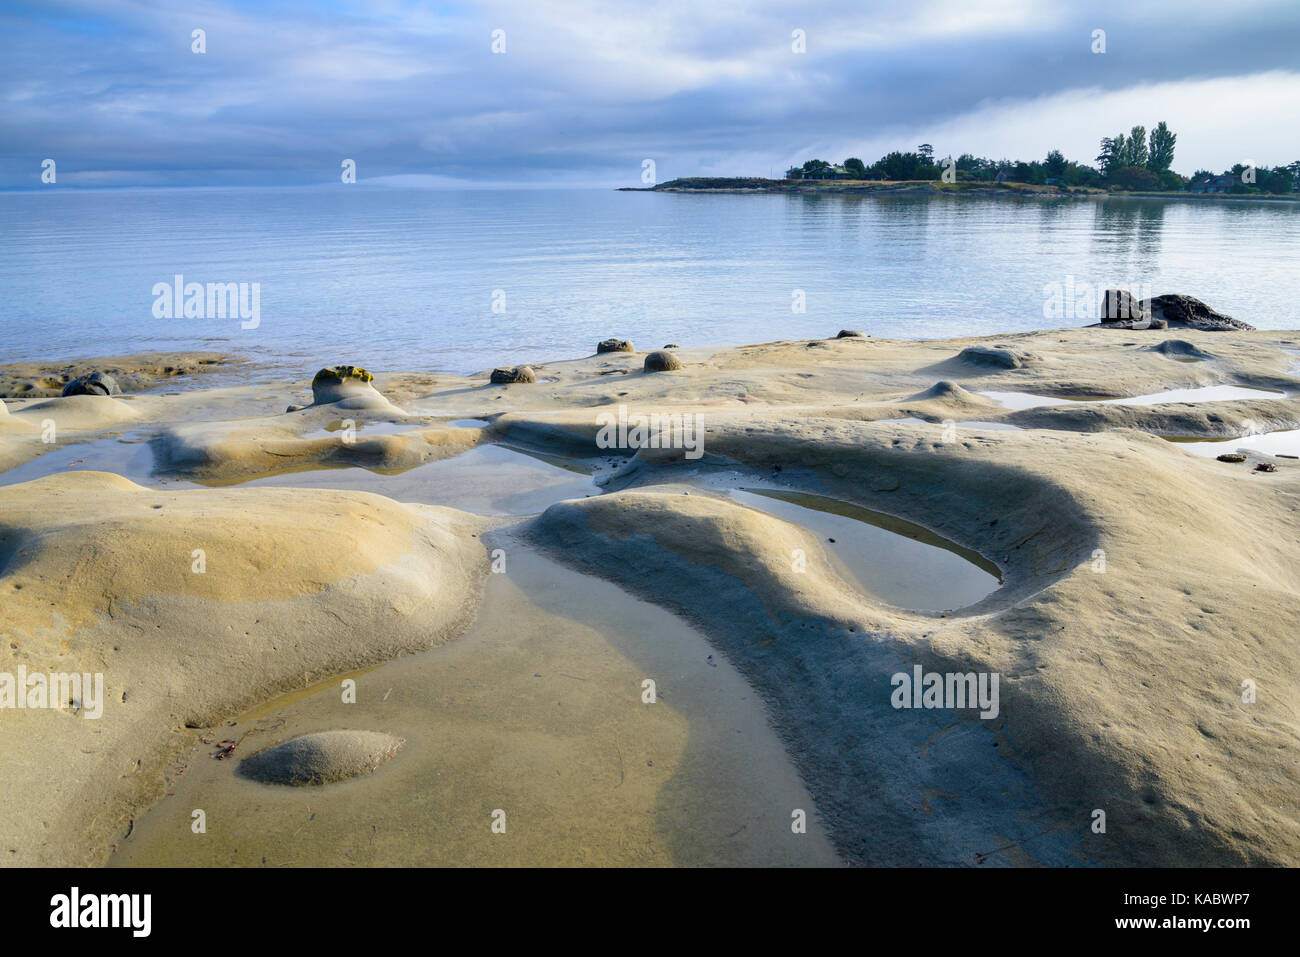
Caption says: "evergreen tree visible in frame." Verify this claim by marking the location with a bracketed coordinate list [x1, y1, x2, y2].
[1147, 121, 1176, 172]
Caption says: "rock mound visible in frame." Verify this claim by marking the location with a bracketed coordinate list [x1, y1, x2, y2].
[312, 365, 376, 404]
[597, 339, 635, 354]
[835, 329, 866, 338]
[909, 380, 977, 402]
[1149, 339, 1213, 360]
[490, 365, 536, 384]
[61, 372, 121, 397]
[644, 350, 683, 372]
[238, 730, 405, 786]
[957, 346, 1032, 369]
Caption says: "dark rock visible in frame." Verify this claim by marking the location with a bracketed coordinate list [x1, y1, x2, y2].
[285, 404, 306, 413]
[1142, 295, 1255, 331]
[1100, 289, 1146, 322]
[957, 346, 1032, 369]
[644, 350, 683, 372]
[61, 372, 121, 397]
[597, 338, 635, 354]
[662, 344, 679, 349]
[835, 329, 866, 338]
[1254, 462, 1277, 472]
[490, 365, 536, 384]
[1216, 453, 1247, 463]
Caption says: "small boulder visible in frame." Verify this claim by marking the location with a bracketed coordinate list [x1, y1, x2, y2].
[61, 372, 121, 397]
[662, 343, 679, 349]
[285, 404, 306, 413]
[490, 365, 536, 384]
[238, 730, 404, 786]
[1255, 462, 1278, 472]
[311, 365, 376, 404]
[1216, 453, 1247, 463]
[597, 339, 635, 354]
[1142, 294, 1254, 331]
[644, 350, 683, 372]
[835, 329, 866, 338]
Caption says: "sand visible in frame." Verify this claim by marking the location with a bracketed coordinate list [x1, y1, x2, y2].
[2, 324, 1298, 866]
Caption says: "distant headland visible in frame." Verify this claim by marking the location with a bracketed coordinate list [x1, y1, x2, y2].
[621, 122, 1300, 200]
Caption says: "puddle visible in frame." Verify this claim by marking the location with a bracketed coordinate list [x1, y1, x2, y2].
[227, 443, 599, 515]
[1166, 429, 1300, 459]
[729, 487, 1002, 612]
[881, 417, 1022, 432]
[982, 385, 1285, 411]
[109, 542, 839, 867]
[300, 419, 423, 440]
[0, 435, 173, 488]
[448, 418, 490, 428]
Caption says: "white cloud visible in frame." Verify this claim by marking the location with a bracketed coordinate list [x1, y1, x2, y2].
[835, 71, 1300, 173]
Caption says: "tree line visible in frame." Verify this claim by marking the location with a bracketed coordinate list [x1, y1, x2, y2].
[786, 123, 1300, 194]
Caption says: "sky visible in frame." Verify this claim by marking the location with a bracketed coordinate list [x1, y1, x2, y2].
[2, 0, 1299, 188]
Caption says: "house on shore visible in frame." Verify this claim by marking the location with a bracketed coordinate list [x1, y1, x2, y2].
[1188, 173, 1235, 194]
[786, 165, 854, 180]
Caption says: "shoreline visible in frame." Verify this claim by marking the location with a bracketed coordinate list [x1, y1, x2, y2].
[2, 325, 1299, 866]
[621, 178, 1300, 203]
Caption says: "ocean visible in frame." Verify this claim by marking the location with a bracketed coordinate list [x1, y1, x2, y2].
[2, 185, 1298, 376]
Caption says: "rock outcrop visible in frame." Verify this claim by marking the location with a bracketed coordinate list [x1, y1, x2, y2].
[1143, 294, 1255, 331]
[61, 372, 122, 397]
[490, 365, 536, 384]
[957, 345, 1032, 369]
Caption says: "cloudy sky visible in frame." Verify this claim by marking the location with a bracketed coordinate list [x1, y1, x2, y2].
[2, 0, 1299, 188]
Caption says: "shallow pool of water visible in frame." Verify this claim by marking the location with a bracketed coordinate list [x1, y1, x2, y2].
[0, 434, 170, 487]
[881, 416, 1022, 432]
[729, 487, 1001, 612]
[228, 443, 599, 515]
[299, 419, 425, 439]
[1167, 428, 1300, 459]
[109, 541, 840, 867]
[982, 385, 1285, 411]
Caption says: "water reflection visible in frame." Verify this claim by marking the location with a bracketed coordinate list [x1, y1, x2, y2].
[1092, 198, 1167, 265]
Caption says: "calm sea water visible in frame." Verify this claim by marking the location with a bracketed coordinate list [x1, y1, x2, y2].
[2, 186, 1298, 376]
